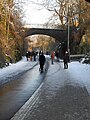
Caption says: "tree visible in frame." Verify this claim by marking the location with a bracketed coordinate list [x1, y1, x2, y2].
[0, 0, 25, 67]
[85, 0, 90, 2]
[35, 0, 90, 52]
[31, 35, 55, 53]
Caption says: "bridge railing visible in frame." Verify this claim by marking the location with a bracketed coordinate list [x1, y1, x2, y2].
[23, 23, 60, 29]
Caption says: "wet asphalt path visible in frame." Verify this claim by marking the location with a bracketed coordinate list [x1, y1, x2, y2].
[12, 61, 90, 120]
[0, 64, 46, 120]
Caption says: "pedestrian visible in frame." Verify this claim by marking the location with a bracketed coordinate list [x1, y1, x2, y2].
[30, 51, 32, 61]
[51, 51, 55, 64]
[63, 51, 69, 69]
[33, 51, 36, 61]
[39, 52, 46, 73]
[39, 50, 41, 57]
[26, 51, 29, 61]
[55, 50, 59, 61]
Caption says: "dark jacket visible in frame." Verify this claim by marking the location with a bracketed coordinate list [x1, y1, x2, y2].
[63, 53, 69, 63]
[39, 54, 45, 65]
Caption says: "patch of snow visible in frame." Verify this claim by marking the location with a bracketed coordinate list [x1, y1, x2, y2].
[0, 57, 38, 85]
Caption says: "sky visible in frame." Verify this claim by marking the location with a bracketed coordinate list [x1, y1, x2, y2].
[17, 0, 52, 25]
[23, 4, 52, 24]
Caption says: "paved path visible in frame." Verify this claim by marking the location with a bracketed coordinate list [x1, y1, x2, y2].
[11, 61, 90, 120]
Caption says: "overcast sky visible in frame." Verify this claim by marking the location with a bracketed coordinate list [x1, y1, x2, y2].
[16, 0, 52, 25]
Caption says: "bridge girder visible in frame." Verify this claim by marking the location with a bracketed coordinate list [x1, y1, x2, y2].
[25, 28, 67, 43]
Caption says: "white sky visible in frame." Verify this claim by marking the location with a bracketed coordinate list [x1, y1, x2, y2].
[21, 1, 52, 24]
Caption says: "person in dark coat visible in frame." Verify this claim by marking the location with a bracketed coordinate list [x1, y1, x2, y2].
[26, 51, 29, 61]
[63, 51, 69, 69]
[39, 52, 46, 72]
[33, 51, 36, 61]
[26, 51, 31, 61]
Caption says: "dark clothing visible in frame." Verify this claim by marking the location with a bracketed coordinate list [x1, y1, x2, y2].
[34, 52, 36, 61]
[63, 53, 69, 69]
[26, 51, 30, 61]
[63, 55, 69, 63]
[39, 54, 45, 72]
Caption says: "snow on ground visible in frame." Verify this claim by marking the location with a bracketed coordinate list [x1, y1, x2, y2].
[60, 61, 90, 94]
[0, 57, 38, 86]
[0, 56, 90, 94]
[68, 61, 90, 94]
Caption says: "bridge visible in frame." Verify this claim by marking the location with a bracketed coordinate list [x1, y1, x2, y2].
[24, 27, 67, 43]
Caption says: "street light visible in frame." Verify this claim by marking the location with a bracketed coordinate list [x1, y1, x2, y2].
[66, 1, 71, 62]
[67, 18, 70, 53]
[67, 2, 70, 55]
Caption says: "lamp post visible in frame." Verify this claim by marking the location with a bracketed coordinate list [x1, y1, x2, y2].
[67, 0, 71, 53]
[67, 18, 70, 53]
[67, 1, 70, 61]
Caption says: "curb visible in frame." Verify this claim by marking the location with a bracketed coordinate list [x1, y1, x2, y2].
[10, 82, 44, 120]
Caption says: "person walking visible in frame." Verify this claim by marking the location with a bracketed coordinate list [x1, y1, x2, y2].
[39, 52, 46, 73]
[51, 51, 55, 64]
[33, 51, 36, 61]
[26, 51, 30, 61]
[63, 51, 69, 69]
